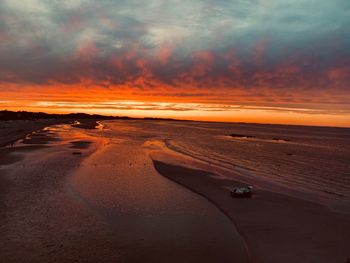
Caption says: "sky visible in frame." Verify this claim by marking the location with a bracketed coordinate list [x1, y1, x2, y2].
[0, 0, 350, 126]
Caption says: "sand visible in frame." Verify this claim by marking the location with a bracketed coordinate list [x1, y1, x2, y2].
[0, 121, 123, 262]
[68, 139, 248, 262]
[0, 120, 62, 147]
[152, 160, 350, 263]
[0, 121, 248, 262]
[1, 119, 349, 263]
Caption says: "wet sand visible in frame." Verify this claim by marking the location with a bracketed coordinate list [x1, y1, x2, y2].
[1, 119, 349, 263]
[71, 119, 100, 129]
[68, 138, 248, 262]
[0, 123, 123, 262]
[0, 122, 248, 262]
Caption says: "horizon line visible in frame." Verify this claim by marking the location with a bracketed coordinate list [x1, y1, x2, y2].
[1, 109, 349, 129]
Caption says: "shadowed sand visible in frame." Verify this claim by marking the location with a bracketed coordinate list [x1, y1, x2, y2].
[0, 145, 49, 165]
[0, 120, 61, 147]
[0, 120, 63, 167]
[152, 160, 350, 263]
[0, 123, 122, 262]
[0, 122, 60, 217]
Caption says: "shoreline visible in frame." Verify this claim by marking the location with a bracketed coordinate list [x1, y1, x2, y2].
[0, 119, 102, 167]
[151, 160, 350, 263]
[0, 118, 103, 147]
[0, 119, 61, 147]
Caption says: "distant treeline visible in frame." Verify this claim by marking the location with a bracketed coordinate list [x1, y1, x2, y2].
[0, 110, 130, 121]
[0, 110, 181, 122]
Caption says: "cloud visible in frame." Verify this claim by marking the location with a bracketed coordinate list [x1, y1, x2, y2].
[0, 0, 349, 115]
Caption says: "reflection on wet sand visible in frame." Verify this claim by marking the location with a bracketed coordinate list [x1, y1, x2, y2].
[0, 122, 248, 262]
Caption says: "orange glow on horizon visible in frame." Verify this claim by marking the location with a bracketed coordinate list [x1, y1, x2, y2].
[1, 82, 350, 128]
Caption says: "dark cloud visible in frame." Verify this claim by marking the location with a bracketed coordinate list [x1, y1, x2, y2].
[0, 0, 349, 106]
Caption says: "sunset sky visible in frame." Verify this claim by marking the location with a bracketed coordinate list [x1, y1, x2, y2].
[0, 0, 349, 126]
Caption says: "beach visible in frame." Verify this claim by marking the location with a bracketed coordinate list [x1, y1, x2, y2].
[0, 119, 349, 262]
